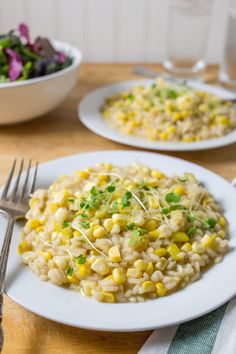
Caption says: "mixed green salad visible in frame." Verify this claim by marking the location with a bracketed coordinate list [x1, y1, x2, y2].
[0, 23, 73, 83]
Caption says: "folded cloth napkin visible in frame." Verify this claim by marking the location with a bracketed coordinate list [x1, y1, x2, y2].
[139, 287, 236, 354]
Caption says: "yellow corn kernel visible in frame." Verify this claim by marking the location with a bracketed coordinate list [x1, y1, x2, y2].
[28, 219, 41, 230]
[149, 230, 159, 238]
[218, 230, 226, 239]
[95, 206, 109, 218]
[108, 245, 121, 262]
[112, 213, 124, 224]
[101, 292, 115, 303]
[219, 115, 231, 126]
[172, 232, 189, 243]
[192, 241, 205, 253]
[173, 185, 186, 196]
[159, 132, 168, 141]
[148, 196, 159, 209]
[168, 243, 180, 260]
[18, 240, 30, 254]
[91, 258, 110, 275]
[156, 282, 167, 296]
[182, 136, 195, 142]
[40, 251, 52, 261]
[198, 104, 207, 112]
[53, 221, 61, 232]
[103, 218, 114, 232]
[112, 268, 126, 284]
[49, 202, 58, 213]
[67, 273, 79, 284]
[146, 262, 154, 275]
[93, 226, 106, 239]
[201, 234, 216, 248]
[133, 259, 146, 271]
[218, 217, 226, 227]
[145, 219, 158, 231]
[151, 170, 165, 179]
[126, 268, 142, 278]
[182, 242, 192, 252]
[78, 264, 91, 278]
[73, 230, 81, 237]
[99, 174, 108, 182]
[36, 226, 43, 232]
[154, 248, 167, 257]
[142, 280, 155, 292]
[105, 163, 113, 171]
[62, 229, 72, 238]
[77, 170, 89, 179]
[167, 125, 177, 135]
[173, 112, 182, 121]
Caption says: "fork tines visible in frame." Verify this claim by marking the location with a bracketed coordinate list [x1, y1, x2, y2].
[1, 159, 38, 203]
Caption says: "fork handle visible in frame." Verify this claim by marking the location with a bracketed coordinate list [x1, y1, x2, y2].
[0, 213, 15, 352]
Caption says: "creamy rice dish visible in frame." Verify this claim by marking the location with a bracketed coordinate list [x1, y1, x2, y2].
[101, 78, 236, 142]
[19, 163, 228, 303]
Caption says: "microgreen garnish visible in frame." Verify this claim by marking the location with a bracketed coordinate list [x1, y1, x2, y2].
[80, 200, 90, 209]
[80, 221, 90, 229]
[203, 217, 217, 229]
[165, 192, 181, 203]
[76, 254, 86, 264]
[126, 223, 135, 231]
[151, 83, 157, 89]
[162, 207, 170, 214]
[80, 213, 88, 218]
[67, 197, 75, 203]
[63, 221, 70, 228]
[66, 267, 73, 276]
[106, 185, 116, 192]
[121, 191, 132, 207]
[90, 186, 98, 196]
[132, 229, 141, 237]
[187, 214, 195, 223]
[178, 177, 187, 183]
[128, 93, 135, 101]
[188, 227, 197, 236]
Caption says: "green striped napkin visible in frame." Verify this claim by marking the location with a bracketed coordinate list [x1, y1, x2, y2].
[139, 298, 236, 354]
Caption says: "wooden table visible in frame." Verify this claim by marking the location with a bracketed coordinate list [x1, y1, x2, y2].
[1, 64, 236, 354]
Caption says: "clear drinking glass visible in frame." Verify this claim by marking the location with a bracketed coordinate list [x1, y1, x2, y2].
[219, 0, 236, 87]
[164, 0, 213, 76]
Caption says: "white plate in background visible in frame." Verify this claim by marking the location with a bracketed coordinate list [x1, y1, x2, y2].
[4, 150, 236, 331]
[79, 80, 236, 151]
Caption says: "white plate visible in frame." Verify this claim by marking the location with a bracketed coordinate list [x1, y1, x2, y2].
[78, 80, 236, 151]
[4, 150, 236, 331]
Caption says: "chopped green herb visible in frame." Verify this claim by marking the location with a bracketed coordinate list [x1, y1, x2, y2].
[63, 221, 70, 228]
[90, 186, 98, 196]
[132, 229, 141, 237]
[80, 221, 90, 229]
[66, 266, 73, 276]
[187, 214, 195, 223]
[178, 177, 187, 183]
[203, 217, 217, 229]
[162, 207, 170, 214]
[151, 83, 157, 89]
[165, 192, 181, 203]
[106, 185, 116, 193]
[128, 93, 135, 101]
[126, 223, 135, 231]
[76, 254, 87, 264]
[121, 191, 132, 207]
[188, 227, 197, 236]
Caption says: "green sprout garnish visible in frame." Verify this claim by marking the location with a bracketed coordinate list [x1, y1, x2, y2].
[63, 221, 70, 228]
[106, 185, 116, 192]
[76, 254, 87, 264]
[188, 227, 197, 236]
[187, 214, 195, 223]
[203, 217, 217, 229]
[165, 192, 181, 203]
[80, 221, 90, 229]
[162, 207, 170, 214]
[90, 186, 98, 196]
[178, 177, 187, 183]
[66, 267, 73, 276]
[121, 191, 132, 207]
[126, 223, 135, 231]
[67, 197, 75, 203]
[128, 93, 135, 101]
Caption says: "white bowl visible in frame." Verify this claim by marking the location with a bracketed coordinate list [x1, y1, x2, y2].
[0, 40, 82, 125]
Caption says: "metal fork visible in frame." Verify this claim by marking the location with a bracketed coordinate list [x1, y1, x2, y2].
[0, 159, 38, 352]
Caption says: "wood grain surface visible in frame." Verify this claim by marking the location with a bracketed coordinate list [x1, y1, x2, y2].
[1, 64, 236, 354]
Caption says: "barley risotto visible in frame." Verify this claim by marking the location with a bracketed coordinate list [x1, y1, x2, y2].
[19, 163, 228, 303]
[101, 78, 236, 142]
